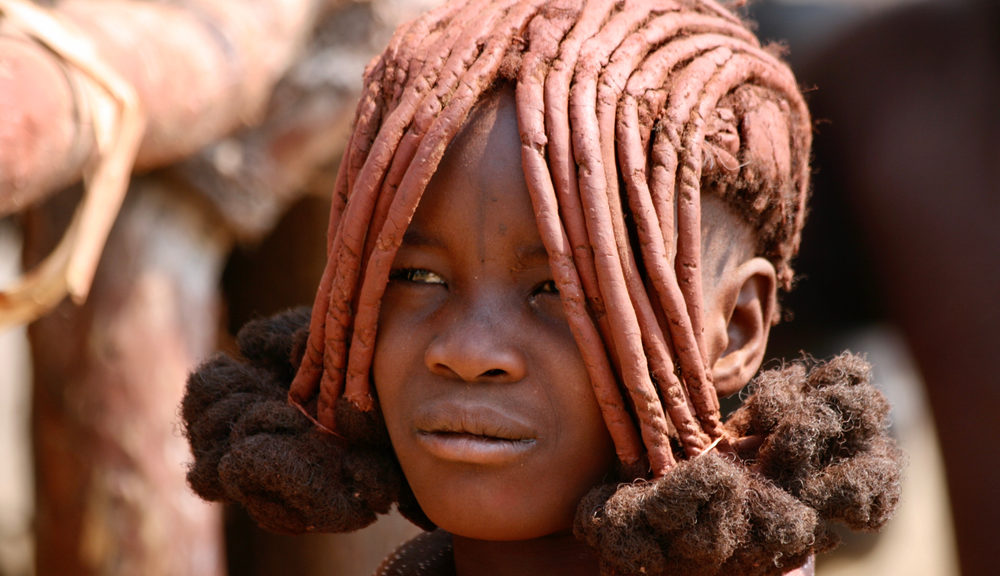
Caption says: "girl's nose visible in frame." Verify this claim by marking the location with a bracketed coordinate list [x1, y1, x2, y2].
[424, 302, 527, 383]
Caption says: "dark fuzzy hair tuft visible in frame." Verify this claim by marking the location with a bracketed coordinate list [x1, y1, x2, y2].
[576, 454, 817, 576]
[235, 307, 312, 381]
[574, 353, 902, 576]
[181, 308, 409, 534]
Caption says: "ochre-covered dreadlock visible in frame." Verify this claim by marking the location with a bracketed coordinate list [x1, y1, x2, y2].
[288, 0, 811, 477]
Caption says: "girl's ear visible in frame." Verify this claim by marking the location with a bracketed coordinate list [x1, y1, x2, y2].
[707, 257, 778, 397]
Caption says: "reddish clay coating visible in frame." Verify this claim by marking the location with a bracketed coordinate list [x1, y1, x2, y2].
[589, 11, 758, 458]
[517, 0, 646, 466]
[544, 0, 617, 345]
[568, 3, 686, 475]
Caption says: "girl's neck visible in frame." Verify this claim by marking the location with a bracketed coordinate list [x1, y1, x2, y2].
[451, 531, 601, 576]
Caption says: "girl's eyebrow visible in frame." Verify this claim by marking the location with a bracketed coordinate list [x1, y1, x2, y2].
[400, 229, 445, 249]
[512, 243, 550, 270]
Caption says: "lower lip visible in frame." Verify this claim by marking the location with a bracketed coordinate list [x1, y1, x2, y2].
[416, 432, 536, 465]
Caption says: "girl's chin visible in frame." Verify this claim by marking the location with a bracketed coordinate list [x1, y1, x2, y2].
[435, 519, 570, 542]
[423, 503, 574, 542]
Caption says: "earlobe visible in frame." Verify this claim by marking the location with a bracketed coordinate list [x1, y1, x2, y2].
[710, 257, 778, 397]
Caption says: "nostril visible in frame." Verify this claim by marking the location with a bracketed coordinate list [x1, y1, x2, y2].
[425, 334, 527, 382]
[432, 363, 458, 378]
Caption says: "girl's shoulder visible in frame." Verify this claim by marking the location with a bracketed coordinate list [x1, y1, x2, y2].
[374, 530, 456, 576]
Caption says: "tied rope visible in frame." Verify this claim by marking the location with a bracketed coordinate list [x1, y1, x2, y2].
[0, 0, 145, 328]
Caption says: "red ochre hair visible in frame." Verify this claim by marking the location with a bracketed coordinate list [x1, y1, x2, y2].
[288, 0, 811, 477]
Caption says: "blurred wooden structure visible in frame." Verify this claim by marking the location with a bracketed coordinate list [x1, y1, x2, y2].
[1, 0, 432, 573]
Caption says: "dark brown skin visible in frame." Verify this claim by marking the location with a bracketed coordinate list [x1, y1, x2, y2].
[371, 87, 786, 576]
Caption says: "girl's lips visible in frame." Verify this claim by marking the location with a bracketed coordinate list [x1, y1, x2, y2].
[412, 402, 539, 464]
[416, 431, 537, 465]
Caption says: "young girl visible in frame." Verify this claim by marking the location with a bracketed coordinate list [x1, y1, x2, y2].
[182, 1, 902, 574]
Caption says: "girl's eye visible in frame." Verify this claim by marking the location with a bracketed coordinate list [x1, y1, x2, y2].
[390, 268, 446, 286]
[533, 280, 559, 296]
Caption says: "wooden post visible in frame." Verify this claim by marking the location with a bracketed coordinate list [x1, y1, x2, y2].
[24, 178, 230, 576]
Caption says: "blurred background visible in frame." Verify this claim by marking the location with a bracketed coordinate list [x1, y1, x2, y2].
[1, 0, 994, 574]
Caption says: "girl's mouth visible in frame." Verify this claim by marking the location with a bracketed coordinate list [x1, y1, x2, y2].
[416, 430, 537, 465]
[413, 404, 539, 464]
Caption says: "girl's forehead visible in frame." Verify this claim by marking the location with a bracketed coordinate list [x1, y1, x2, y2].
[444, 86, 517, 164]
[407, 87, 541, 259]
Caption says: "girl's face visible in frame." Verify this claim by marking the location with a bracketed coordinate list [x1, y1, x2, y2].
[372, 88, 617, 541]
